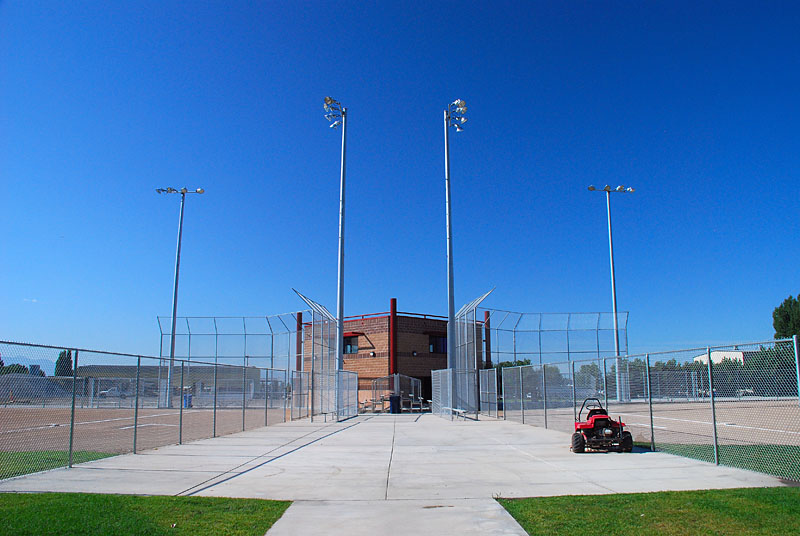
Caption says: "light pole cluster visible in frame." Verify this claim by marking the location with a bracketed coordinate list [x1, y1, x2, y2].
[588, 184, 634, 402]
[157, 187, 204, 408]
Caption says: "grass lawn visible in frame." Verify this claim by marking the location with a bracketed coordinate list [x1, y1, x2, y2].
[0, 451, 115, 480]
[0, 493, 290, 536]
[499, 487, 800, 536]
[633, 442, 800, 482]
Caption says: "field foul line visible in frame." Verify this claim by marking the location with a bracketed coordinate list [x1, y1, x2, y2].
[0, 411, 181, 435]
[119, 423, 178, 430]
[617, 412, 800, 436]
[627, 423, 667, 430]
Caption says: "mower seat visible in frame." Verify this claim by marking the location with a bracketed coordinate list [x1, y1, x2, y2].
[586, 408, 607, 419]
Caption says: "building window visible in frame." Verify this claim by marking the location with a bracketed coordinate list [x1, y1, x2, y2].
[344, 336, 358, 354]
[429, 335, 447, 354]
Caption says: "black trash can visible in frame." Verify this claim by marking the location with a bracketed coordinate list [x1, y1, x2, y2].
[389, 394, 401, 414]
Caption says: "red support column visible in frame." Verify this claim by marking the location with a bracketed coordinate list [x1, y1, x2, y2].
[389, 298, 397, 375]
[484, 310, 492, 369]
[295, 312, 303, 372]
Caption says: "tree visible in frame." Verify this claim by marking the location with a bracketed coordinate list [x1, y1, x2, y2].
[0, 353, 4, 368]
[773, 294, 800, 339]
[55, 350, 73, 377]
[0, 363, 28, 375]
[494, 359, 531, 369]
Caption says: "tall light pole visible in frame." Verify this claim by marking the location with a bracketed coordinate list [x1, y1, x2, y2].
[157, 187, 204, 408]
[444, 99, 467, 371]
[444, 99, 467, 417]
[588, 184, 633, 402]
[324, 97, 347, 374]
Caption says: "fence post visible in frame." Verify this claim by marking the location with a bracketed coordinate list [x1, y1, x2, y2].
[179, 361, 184, 445]
[242, 365, 247, 432]
[602, 358, 608, 410]
[707, 347, 719, 465]
[519, 366, 525, 424]
[571, 361, 577, 422]
[542, 365, 548, 429]
[793, 335, 800, 409]
[133, 356, 141, 454]
[212, 363, 218, 438]
[645, 354, 655, 452]
[68, 350, 79, 468]
[265, 370, 269, 427]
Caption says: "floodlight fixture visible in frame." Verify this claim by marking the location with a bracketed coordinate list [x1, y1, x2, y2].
[588, 185, 596, 191]
[446, 98, 468, 132]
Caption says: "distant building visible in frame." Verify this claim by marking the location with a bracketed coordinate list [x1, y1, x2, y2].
[692, 350, 749, 365]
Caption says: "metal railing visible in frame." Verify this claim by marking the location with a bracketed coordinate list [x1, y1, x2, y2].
[497, 337, 800, 482]
[368, 373, 423, 412]
[0, 340, 295, 480]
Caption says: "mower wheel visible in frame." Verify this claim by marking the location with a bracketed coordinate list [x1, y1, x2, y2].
[621, 431, 633, 453]
[571, 432, 585, 453]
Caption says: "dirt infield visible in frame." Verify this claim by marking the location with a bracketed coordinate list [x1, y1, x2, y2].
[0, 406, 290, 454]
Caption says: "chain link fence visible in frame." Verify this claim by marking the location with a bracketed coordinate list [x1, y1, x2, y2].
[478, 368, 498, 418]
[497, 337, 800, 482]
[0, 340, 298, 480]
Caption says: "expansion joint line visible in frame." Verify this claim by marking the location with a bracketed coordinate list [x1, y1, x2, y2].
[384, 418, 397, 500]
[178, 421, 361, 496]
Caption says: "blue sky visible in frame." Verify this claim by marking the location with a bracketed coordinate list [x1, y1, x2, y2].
[2, 1, 799, 358]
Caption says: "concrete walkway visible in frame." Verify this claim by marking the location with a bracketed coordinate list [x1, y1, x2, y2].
[0, 414, 785, 535]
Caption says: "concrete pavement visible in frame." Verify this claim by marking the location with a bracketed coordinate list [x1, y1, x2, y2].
[0, 414, 786, 535]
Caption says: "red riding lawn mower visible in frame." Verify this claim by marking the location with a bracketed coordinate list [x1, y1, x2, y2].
[571, 398, 633, 453]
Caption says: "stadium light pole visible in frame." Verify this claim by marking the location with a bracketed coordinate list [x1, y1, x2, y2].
[588, 184, 633, 402]
[444, 99, 467, 418]
[323, 96, 347, 376]
[157, 187, 204, 408]
[444, 99, 467, 372]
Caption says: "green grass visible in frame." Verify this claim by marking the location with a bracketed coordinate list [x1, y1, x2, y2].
[633, 442, 800, 482]
[499, 487, 800, 536]
[0, 451, 116, 480]
[0, 493, 290, 536]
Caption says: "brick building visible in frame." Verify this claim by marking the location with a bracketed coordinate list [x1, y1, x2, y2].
[303, 299, 485, 400]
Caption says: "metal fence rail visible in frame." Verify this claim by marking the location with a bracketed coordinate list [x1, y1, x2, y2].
[498, 337, 800, 482]
[0, 340, 296, 480]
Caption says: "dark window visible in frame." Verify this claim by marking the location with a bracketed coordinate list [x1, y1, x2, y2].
[344, 336, 358, 354]
[429, 335, 447, 354]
